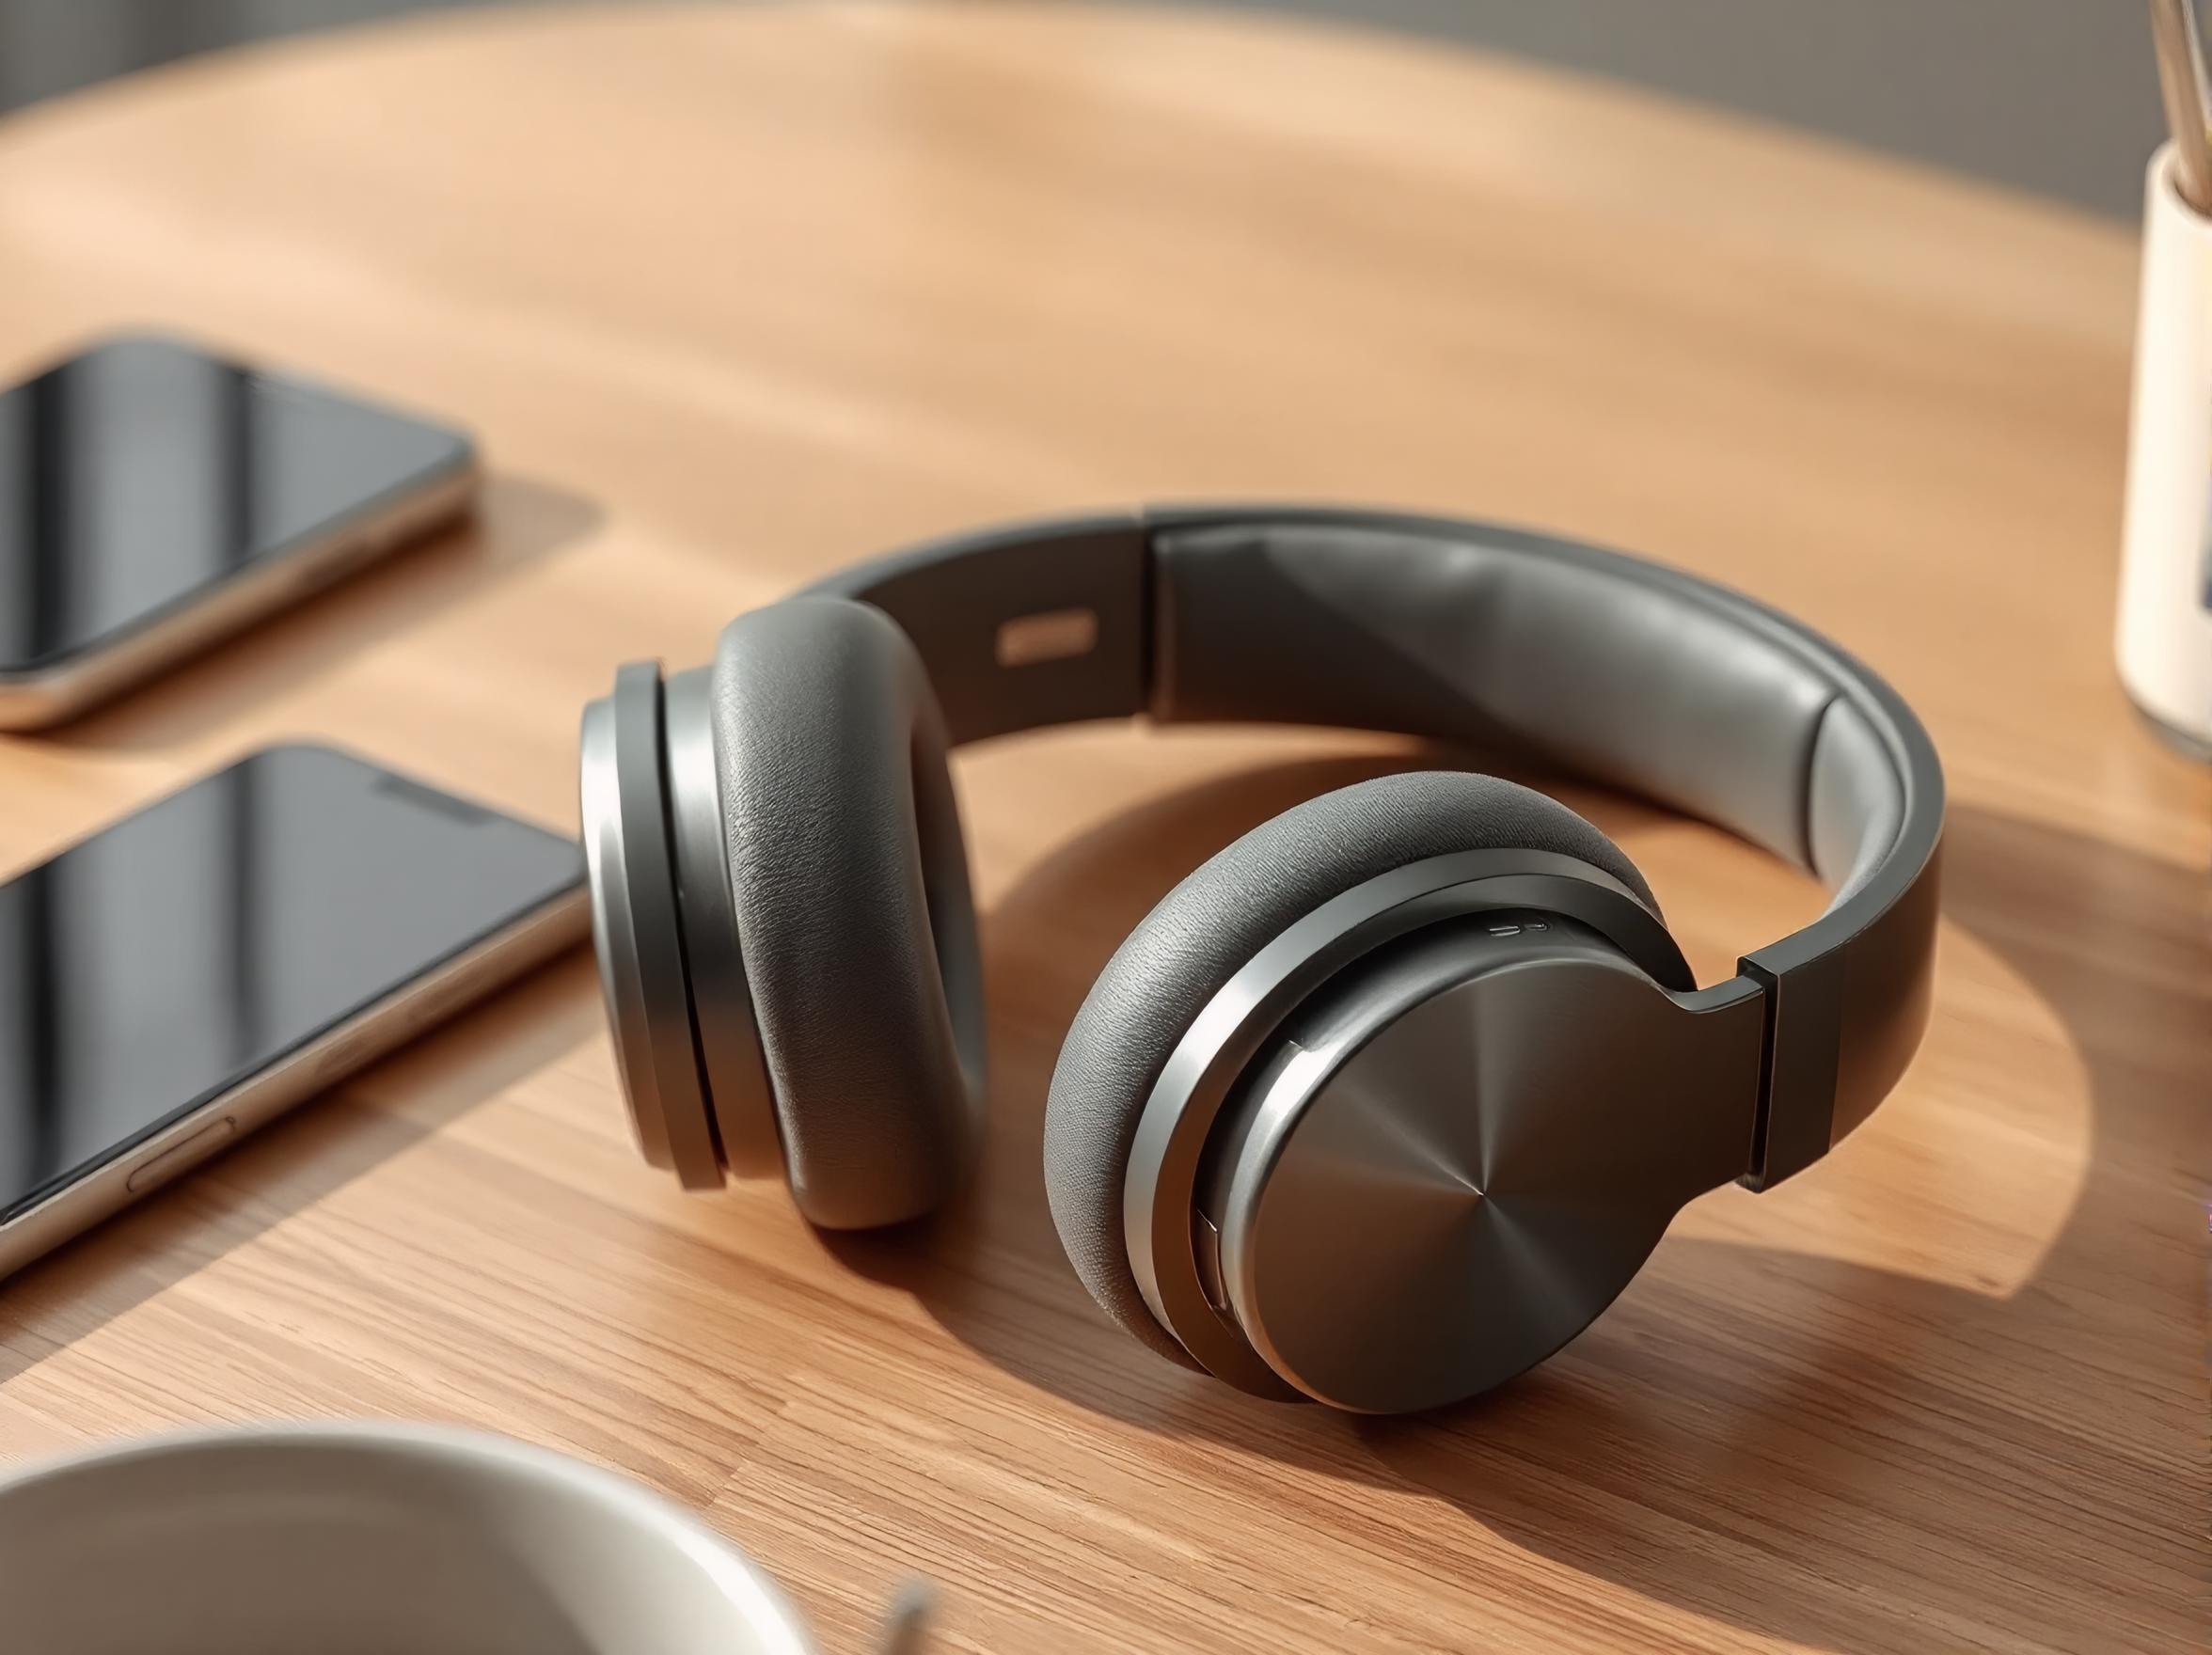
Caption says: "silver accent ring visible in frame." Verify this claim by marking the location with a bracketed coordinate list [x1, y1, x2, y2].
[580, 662, 722, 1190]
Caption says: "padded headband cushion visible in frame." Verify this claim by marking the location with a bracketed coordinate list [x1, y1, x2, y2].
[1042, 770, 1657, 1363]
[710, 596, 986, 1228]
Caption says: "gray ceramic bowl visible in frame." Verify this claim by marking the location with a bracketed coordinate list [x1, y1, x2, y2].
[0, 1422, 815, 1655]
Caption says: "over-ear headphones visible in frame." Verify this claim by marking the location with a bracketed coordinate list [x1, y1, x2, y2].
[580, 507, 1943, 1413]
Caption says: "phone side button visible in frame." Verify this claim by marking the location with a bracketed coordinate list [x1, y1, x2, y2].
[125, 1118, 239, 1195]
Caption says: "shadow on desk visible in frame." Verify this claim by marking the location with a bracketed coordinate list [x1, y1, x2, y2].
[832, 755, 2204, 1655]
[46, 473, 600, 751]
[0, 952, 601, 1387]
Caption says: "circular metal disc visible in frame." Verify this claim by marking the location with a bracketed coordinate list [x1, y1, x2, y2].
[580, 693, 664, 1167]
[1119, 851, 1687, 1399]
[1214, 919, 1741, 1412]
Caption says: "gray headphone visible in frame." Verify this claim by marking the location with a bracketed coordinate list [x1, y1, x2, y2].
[580, 507, 1943, 1413]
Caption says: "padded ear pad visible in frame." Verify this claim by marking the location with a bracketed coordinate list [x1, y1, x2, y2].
[710, 596, 986, 1229]
[1042, 770, 1658, 1363]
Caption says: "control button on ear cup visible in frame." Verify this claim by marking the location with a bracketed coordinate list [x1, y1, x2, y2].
[710, 597, 985, 1229]
[1042, 770, 1657, 1372]
[580, 662, 724, 1190]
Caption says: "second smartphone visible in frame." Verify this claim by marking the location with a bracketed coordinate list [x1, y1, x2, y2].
[0, 333, 477, 727]
[0, 745, 588, 1279]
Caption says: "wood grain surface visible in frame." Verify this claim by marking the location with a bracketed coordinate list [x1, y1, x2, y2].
[0, 6, 2203, 1651]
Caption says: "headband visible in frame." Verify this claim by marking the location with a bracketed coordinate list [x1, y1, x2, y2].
[805, 506, 1943, 1189]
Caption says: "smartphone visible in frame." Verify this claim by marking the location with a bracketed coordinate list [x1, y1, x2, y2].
[0, 744, 587, 1279]
[0, 333, 477, 728]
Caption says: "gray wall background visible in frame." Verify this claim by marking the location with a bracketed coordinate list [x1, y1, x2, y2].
[0, 0, 2166, 218]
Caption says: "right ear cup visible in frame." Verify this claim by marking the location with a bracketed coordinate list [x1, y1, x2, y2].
[1042, 771, 1658, 1364]
[709, 597, 985, 1228]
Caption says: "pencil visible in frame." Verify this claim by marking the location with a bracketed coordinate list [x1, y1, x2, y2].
[2150, 0, 2212, 210]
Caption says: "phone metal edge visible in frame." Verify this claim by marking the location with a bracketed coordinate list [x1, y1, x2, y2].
[0, 879, 589, 1284]
[0, 459, 478, 730]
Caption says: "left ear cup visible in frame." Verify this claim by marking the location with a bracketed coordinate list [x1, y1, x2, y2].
[1042, 771, 1659, 1364]
[709, 597, 984, 1228]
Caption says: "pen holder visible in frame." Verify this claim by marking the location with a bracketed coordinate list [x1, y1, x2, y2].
[2120, 143, 2212, 755]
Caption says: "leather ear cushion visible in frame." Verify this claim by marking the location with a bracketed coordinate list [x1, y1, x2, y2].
[1042, 771, 1657, 1363]
[710, 596, 985, 1229]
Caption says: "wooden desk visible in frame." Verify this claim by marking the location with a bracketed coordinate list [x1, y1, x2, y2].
[0, 7, 2202, 1650]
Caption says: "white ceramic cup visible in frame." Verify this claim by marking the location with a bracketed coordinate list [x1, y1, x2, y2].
[2119, 141, 2212, 755]
[0, 1422, 817, 1655]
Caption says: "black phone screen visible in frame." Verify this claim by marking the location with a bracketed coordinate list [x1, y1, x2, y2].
[0, 335, 471, 673]
[0, 746, 583, 1225]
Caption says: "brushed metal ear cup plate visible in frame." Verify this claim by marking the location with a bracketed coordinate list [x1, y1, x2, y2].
[659, 665, 782, 1178]
[1208, 917, 1763, 1412]
[581, 661, 722, 1190]
[1121, 849, 1699, 1397]
[581, 691, 663, 1168]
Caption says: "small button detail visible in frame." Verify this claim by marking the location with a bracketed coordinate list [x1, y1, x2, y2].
[125, 1118, 238, 1194]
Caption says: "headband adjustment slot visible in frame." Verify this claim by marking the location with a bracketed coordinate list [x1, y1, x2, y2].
[803, 512, 1152, 744]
